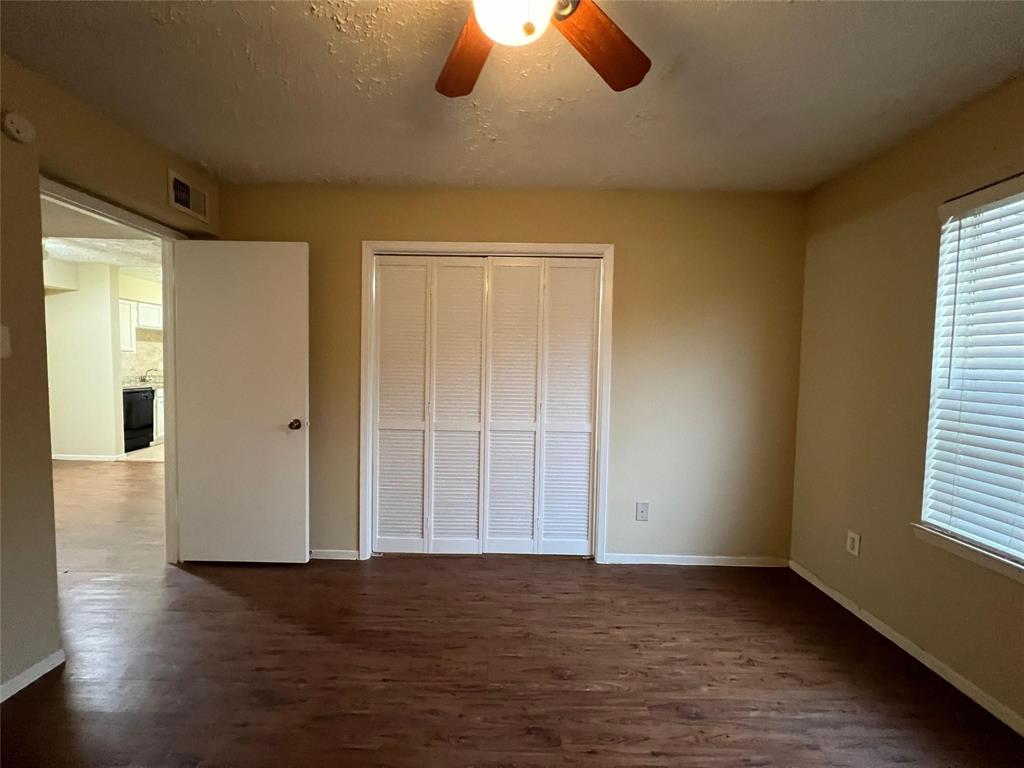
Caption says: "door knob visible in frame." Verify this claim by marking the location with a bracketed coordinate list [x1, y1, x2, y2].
[288, 419, 303, 430]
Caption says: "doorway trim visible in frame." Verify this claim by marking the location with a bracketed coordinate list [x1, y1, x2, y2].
[40, 177, 185, 564]
[359, 241, 614, 563]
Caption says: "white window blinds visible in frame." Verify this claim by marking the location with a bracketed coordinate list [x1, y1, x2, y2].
[923, 179, 1024, 564]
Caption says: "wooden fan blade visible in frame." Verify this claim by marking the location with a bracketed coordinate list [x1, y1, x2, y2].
[435, 10, 494, 97]
[554, 0, 651, 92]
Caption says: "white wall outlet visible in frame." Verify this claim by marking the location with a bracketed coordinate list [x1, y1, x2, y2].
[846, 530, 861, 557]
[635, 501, 650, 522]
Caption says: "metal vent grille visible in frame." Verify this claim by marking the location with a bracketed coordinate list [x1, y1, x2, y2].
[168, 170, 209, 223]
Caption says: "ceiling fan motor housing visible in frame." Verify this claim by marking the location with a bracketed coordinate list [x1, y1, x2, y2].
[555, 0, 581, 21]
[437, 0, 650, 97]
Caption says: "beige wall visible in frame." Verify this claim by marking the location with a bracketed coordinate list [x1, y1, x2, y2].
[0, 55, 222, 688]
[792, 76, 1024, 718]
[42, 258, 79, 293]
[119, 274, 162, 305]
[45, 263, 123, 458]
[221, 188, 806, 557]
[1, 135, 63, 685]
[1, 55, 220, 237]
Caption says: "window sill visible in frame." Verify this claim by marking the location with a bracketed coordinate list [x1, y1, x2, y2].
[913, 524, 1024, 585]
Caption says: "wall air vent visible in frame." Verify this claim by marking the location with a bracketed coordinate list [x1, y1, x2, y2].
[168, 169, 209, 223]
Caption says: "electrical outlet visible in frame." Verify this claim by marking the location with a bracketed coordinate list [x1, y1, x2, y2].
[635, 501, 650, 522]
[846, 530, 861, 557]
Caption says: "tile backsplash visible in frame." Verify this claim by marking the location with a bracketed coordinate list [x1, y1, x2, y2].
[122, 328, 163, 385]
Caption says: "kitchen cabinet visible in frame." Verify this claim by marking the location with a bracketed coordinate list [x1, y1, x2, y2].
[118, 300, 136, 352]
[137, 302, 163, 330]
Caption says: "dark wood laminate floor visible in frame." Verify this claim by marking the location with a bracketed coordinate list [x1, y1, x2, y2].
[2, 462, 1021, 767]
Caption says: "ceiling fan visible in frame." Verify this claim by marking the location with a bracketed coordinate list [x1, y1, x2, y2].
[436, 0, 651, 97]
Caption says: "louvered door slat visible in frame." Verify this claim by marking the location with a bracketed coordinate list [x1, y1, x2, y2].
[434, 264, 484, 422]
[545, 264, 598, 424]
[432, 431, 481, 543]
[487, 431, 537, 549]
[490, 264, 541, 422]
[377, 430, 425, 549]
[542, 432, 592, 541]
[377, 264, 428, 425]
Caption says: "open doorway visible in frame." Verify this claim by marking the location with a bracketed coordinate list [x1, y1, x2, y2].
[40, 179, 182, 573]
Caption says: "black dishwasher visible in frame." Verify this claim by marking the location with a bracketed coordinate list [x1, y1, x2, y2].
[123, 387, 155, 452]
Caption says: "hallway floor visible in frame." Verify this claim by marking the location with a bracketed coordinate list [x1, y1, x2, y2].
[1, 461, 1021, 766]
[118, 443, 164, 463]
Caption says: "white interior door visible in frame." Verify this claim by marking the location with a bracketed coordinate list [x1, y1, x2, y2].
[174, 241, 309, 563]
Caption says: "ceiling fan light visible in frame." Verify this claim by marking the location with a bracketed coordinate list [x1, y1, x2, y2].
[472, 0, 557, 47]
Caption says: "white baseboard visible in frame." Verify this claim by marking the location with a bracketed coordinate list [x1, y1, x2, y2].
[0, 649, 65, 702]
[789, 560, 1024, 737]
[310, 549, 359, 561]
[52, 453, 122, 462]
[603, 553, 789, 567]
[311, 549, 789, 566]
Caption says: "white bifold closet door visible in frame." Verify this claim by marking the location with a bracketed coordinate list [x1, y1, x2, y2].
[375, 257, 486, 553]
[485, 259, 543, 553]
[538, 259, 599, 554]
[430, 259, 486, 553]
[373, 256, 598, 556]
[374, 259, 431, 552]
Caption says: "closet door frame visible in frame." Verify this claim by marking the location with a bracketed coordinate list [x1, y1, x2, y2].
[360, 242, 614, 563]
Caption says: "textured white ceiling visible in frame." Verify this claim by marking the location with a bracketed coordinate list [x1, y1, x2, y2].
[3, 1, 1023, 190]
[43, 239, 163, 282]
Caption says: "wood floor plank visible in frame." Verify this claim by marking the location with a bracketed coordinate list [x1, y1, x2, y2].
[1, 460, 1021, 766]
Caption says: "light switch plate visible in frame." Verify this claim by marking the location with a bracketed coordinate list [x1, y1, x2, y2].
[635, 501, 650, 522]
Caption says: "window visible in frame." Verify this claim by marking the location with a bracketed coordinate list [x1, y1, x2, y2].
[922, 177, 1024, 565]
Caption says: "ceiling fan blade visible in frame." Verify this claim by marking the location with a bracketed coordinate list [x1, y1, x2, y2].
[554, 0, 651, 92]
[435, 10, 494, 97]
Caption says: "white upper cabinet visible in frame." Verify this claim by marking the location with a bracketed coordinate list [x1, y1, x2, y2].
[136, 302, 163, 330]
